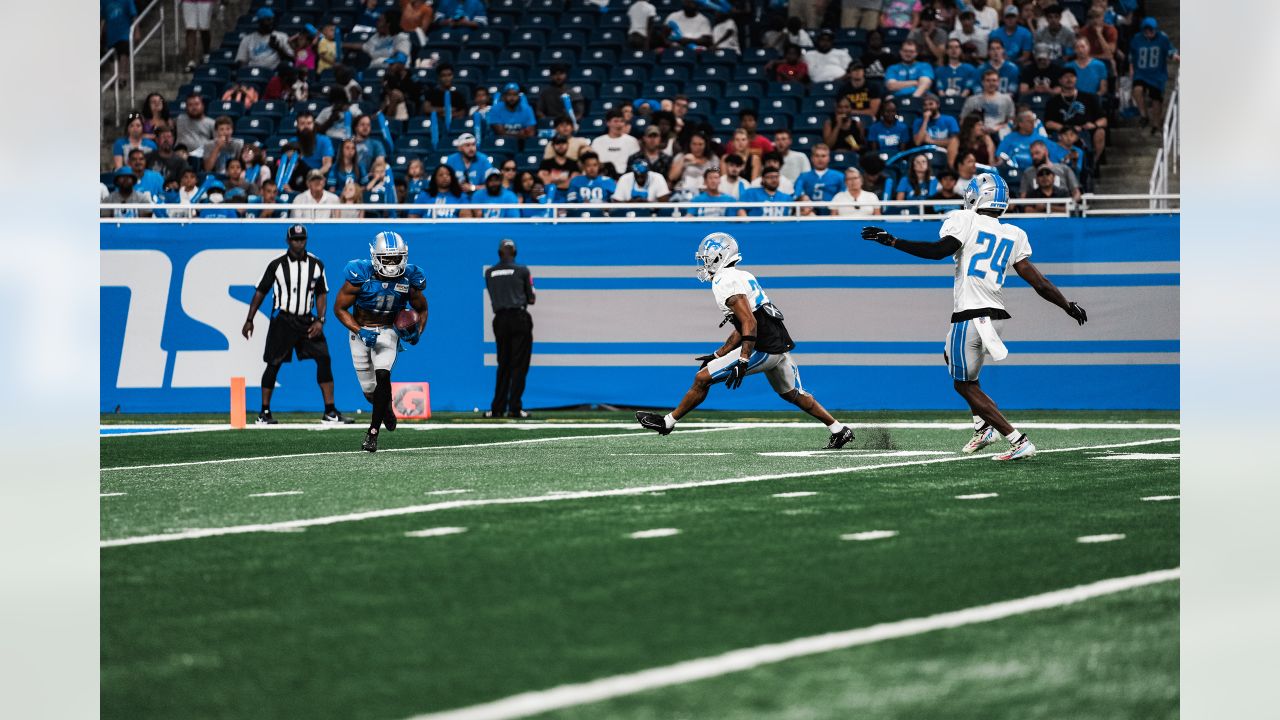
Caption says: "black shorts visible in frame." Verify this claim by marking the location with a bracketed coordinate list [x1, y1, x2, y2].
[1133, 79, 1164, 102]
[263, 313, 329, 364]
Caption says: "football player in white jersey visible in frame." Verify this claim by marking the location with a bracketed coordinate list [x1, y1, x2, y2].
[860, 173, 1088, 460]
[636, 232, 855, 449]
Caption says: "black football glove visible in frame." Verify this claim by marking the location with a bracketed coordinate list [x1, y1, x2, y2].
[725, 358, 749, 390]
[695, 353, 718, 369]
[1066, 302, 1088, 326]
[860, 225, 895, 246]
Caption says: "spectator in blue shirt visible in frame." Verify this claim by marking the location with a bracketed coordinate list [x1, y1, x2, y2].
[1048, 126, 1084, 178]
[894, 153, 939, 215]
[1129, 17, 1180, 132]
[1067, 37, 1108, 96]
[980, 39, 1021, 97]
[689, 168, 737, 217]
[865, 100, 911, 154]
[566, 152, 618, 206]
[884, 40, 935, 98]
[995, 110, 1047, 168]
[101, 0, 137, 79]
[934, 39, 980, 98]
[351, 114, 387, 169]
[412, 164, 472, 218]
[486, 83, 538, 141]
[112, 113, 158, 169]
[127, 148, 165, 198]
[911, 95, 961, 147]
[290, 110, 335, 178]
[794, 144, 844, 213]
[988, 5, 1033, 64]
[737, 167, 795, 217]
[435, 0, 489, 29]
[471, 168, 522, 218]
[445, 132, 495, 194]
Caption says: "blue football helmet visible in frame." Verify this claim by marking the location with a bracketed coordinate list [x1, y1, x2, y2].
[370, 231, 408, 277]
[963, 172, 1010, 215]
[695, 232, 741, 282]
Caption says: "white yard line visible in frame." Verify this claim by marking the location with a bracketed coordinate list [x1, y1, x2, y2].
[404, 568, 1180, 720]
[248, 491, 304, 497]
[1094, 453, 1180, 461]
[100, 437, 1179, 548]
[628, 528, 681, 539]
[1077, 534, 1127, 543]
[840, 530, 898, 541]
[758, 450, 950, 458]
[1141, 495, 1179, 502]
[610, 452, 732, 456]
[100, 492, 127, 498]
[425, 489, 475, 496]
[772, 492, 819, 498]
[955, 493, 999, 500]
[404, 527, 468, 538]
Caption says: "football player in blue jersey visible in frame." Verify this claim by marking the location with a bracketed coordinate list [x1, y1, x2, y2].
[333, 231, 429, 452]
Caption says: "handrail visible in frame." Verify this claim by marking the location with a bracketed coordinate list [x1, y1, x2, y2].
[100, 49, 121, 128]
[1148, 86, 1179, 209]
[129, 0, 167, 107]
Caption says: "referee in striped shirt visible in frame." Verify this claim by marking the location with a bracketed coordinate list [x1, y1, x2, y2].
[241, 224, 351, 424]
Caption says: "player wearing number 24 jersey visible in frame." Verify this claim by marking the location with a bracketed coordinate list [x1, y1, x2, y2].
[334, 231, 429, 453]
[636, 232, 855, 450]
[860, 173, 1088, 461]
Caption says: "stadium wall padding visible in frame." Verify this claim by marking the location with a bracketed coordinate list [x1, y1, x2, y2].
[100, 217, 1179, 413]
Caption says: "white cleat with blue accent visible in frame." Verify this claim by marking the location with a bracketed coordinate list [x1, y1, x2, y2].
[962, 425, 999, 454]
[992, 435, 1037, 461]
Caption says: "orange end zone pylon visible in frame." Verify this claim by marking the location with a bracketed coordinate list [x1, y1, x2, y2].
[230, 376, 247, 429]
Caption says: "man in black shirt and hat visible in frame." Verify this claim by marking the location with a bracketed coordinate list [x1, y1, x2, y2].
[484, 238, 536, 418]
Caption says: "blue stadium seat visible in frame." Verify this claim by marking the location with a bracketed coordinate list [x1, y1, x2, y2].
[692, 64, 732, 83]
[518, 151, 542, 170]
[686, 98, 716, 116]
[528, 0, 566, 11]
[250, 100, 287, 118]
[596, 97, 626, 114]
[568, 65, 609, 84]
[733, 65, 767, 82]
[492, 0, 523, 12]
[761, 97, 800, 115]
[210, 99, 245, 119]
[642, 81, 680, 98]
[486, 12, 519, 30]
[721, 96, 758, 113]
[812, 81, 839, 96]
[940, 95, 966, 118]
[579, 116, 606, 134]
[479, 136, 520, 156]
[724, 82, 765, 99]
[406, 116, 437, 137]
[757, 113, 790, 133]
[742, 48, 779, 63]
[457, 49, 496, 67]
[792, 113, 824, 134]
[837, 28, 867, 45]
[792, 134, 819, 152]
[609, 65, 649, 84]
[654, 65, 690, 82]
[397, 136, 432, 153]
[562, 13, 598, 30]
[236, 66, 271, 85]
[581, 47, 617, 65]
[659, 48, 697, 66]
[686, 80, 725, 97]
[617, 49, 650, 66]
[538, 48, 578, 65]
[194, 65, 232, 85]
[491, 66, 527, 84]
[236, 116, 275, 137]
[599, 13, 628, 30]
[801, 97, 835, 114]
[631, 116, 651, 134]
[705, 49, 739, 64]
[769, 82, 806, 98]
[882, 27, 910, 44]
[590, 29, 626, 48]
[599, 82, 639, 99]
[566, 81, 598, 99]
[508, 29, 549, 50]
[895, 96, 922, 115]
[498, 48, 537, 66]
[1025, 92, 1050, 116]
[829, 150, 859, 170]
[428, 29, 469, 47]
[710, 114, 739, 132]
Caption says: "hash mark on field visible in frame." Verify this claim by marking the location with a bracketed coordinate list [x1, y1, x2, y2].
[101, 437, 1180, 548]
[841, 530, 898, 541]
[1141, 495, 1179, 502]
[1077, 533, 1126, 543]
[100, 492, 127, 497]
[426, 489, 474, 496]
[248, 491, 304, 497]
[629, 528, 680, 539]
[405, 527, 468, 538]
[1095, 452, 1180, 461]
[773, 491, 818, 498]
[955, 493, 999, 500]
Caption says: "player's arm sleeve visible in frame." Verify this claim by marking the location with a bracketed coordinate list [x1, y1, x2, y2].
[344, 260, 370, 286]
[1012, 228, 1032, 264]
[256, 259, 277, 293]
[408, 266, 427, 290]
[889, 236, 962, 260]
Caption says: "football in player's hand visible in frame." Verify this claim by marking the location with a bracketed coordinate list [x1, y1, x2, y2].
[395, 309, 418, 331]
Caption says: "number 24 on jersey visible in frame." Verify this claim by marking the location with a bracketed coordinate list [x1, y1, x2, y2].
[967, 231, 1015, 285]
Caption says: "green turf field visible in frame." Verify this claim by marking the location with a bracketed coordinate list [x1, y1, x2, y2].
[100, 413, 1179, 719]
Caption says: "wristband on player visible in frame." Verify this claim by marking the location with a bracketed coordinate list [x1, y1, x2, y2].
[739, 335, 757, 343]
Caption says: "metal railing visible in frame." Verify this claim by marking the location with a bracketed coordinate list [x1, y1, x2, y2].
[100, 195, 1184, 222]
[129, 0, 167, 106]
[101, 49, 121, 128]
[1148, 87, 1179, 209]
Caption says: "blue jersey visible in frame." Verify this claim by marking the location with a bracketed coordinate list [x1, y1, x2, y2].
[884, 61, 935, 97]
[1069, 58, 1108, 95]
[470, 188, 522, 217]
[413, 190, 469, 217]
[911, 114, 961, 145]
[866, 119, 911, 153]
[794, 168, 844, 203]
[739, 187, 794, 217]
[1130, 32, 1176, 90]
[113, 137, 157, 160]
[567, 175, 617, 203]
[979, 60, 1021, 96]
[485, 102, 537, 132]
[445, 152, 494, 188]
[134, 169, 166, 198]
[995, 129, 1045, 168]
[689, 191, 736, 216]
[522, 193, 556, 218]
[989, 25, 1034, 59]
[101, 0, 137, 45]
[290, 134, 335, 171]
[344, 259, 427, 319]
[933, 62, 979, 97]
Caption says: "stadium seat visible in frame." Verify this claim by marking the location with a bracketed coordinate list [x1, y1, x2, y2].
[742, 48, 779, 63]
[581, 47, 618, 65]
[659, 48, 697, 66]
[733, 65, 767, 82]
[562, 13, 598, 31]
[567, 65, 608, 83]
[599, 82, 639, 100]
[538, 48, 578, 65]
[837, 28, 867, 45]
[599, 13, 628, 30]
[589, 29, 626, 48]
[654, 66, 691, 82]
[812, 81, 839, 96]
[406, 116, 437, 137]
[523, 12, 559, 29]
[210, 99, 245, 119]
[250, 100, 287, 118]
[492, 0, 523, 12]
[508, 29, 549, 50]
[792, 133, 819, 152]
[725, 81, 766, 99]
[757, 113, 790, 133]
[792, 113, 824, 134]
[692, 64, 732, 83]
[389, 152, 419, 172]
[769, 82, 806, 97]
[236, 116, 274, 138]
[705, 49, 739, 64]
[397, 135, 433, 153]
[894, 95, 922, 116]
[236, 65, 270, 84]
[882, 27, 910, 44]
[761, 97, 800, 114]
[467, 31, 505, 53]
[548, 30, 589, 48]
[527, 0, 565, 11]
[491, 66, 527, 84]
[721, 97, 758, 114]
[518, 151, 542, 170]
[498, 48, 537, 66]
[829, 150, 859, 170]
[194, 65, 232, 85]
[642, 81, 680, 98]
[710, 114, 740, 133]
[579, 115, 606, 134]
[686, 80, 725, 98]
[1025, 92, 1050, 116]
[801, 97, 834, 115]
[686, 98, 715, 116]
[609, 65, 649, 84]
[940, 95, 965, 118]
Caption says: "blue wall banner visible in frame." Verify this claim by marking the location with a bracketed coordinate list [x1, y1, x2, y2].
[100, 217, 1179, 412]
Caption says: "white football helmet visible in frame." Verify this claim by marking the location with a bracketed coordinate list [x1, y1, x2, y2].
[695, 232, 741, 282]
[370, 231, 408, 277]
[963, 172, 1010, 215]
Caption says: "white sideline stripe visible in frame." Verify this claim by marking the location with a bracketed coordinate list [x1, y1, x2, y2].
[610, 452, 732, 456]
[100, 492, 127, 497]
[1141, 495, 1179, 502]
[955, 493, 999, 500]
[1095, 453, 1180, 461]
[759, 450, 950, 458]
[1078, 534, 1127, 543]
[99, 437, 1179, 548]
[629, 528, 681, 539]
[772, 491, 818, 498]
[840, 530, 898, 541]
[406, 568, 1180, 720]
[405, 527, 468, 538]
[248, 491, 304, 497]
[426, 489, 474, 496]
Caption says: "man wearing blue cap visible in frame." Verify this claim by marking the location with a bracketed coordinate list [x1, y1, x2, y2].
[1129, 16, 1179, 134]
[487, 83, 538, 141]
[235, 8, 294, 70]
[101, 167, 155, 218]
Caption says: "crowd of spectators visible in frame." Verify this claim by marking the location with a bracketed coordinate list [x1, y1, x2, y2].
[102, 0, 1177, 219]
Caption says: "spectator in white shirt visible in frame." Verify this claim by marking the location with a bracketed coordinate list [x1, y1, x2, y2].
[628, 0, 657, 50]
[774, 129, 812, 183]
[291, 170, 341, 218]
[718, 153, 750, 198]
[663, 0, 712, 48]
[613, 158, 672, 202]
[591, 108, 641, 176]
[830, 167, 881, 216]
[950, 10, 990, 60]
[970, 0, 1000, 32]
[710, 10, 739, 54]
[235, 8, 294, 70]
[804, 30, 854, 84]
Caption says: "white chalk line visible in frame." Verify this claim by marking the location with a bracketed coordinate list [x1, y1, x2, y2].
[426, 489, 475, 496]
[629, 528, 681, 539]
[101, 427, 734, 473]
[100, 436, 1179, 548]
[405, 527, 468, 538]
[610, 452, 732, 457]
[759, 450, 950, 458]
[955, 493, 999, 500]
[1094, 453, 1180, 461]
[773, 491, 819, 498]
[248, 491, 304, 497]
[100, 492, 127, 498]
[1141, 495, 1179, 502]
[404, 568, 1180, 720]
[840, 530, 898, 541]
[1077, 534, 1127, 543]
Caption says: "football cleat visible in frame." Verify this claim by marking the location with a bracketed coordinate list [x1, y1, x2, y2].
[507, 410, 531, 419]
[992, 435, 1037, 461]
[322, 410, 354, 425]
[636, 411, 673, 436]
[383, 402, 397, 431]
[256, 411, 278, 425]
[824, 426, 855, 450]
[362, 429, 379, 453]
[961, 425, 998, 453]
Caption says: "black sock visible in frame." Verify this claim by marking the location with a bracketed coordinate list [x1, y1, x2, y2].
[369, 370, 391, 431]
[324, 403, 337, 414]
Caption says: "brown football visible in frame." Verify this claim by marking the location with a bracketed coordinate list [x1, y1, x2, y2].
[394, 308, 418, 331]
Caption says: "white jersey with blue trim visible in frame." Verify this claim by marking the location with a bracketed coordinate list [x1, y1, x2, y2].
[711, 266, 768, 318]
[940, 209, 1032, 314]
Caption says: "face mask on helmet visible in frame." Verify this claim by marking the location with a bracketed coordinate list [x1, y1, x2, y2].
[694, 232, 740, 282]
[370, 231, 408, 277]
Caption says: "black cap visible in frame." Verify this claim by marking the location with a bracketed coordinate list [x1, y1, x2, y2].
[287, 224, 307, 240]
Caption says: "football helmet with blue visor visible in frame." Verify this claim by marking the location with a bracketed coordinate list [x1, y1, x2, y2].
[370, 231, 408, 277]
[695, 232, 742, 282]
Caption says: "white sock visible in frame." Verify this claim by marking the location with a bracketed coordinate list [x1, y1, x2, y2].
[827, 421, 845, 434]
[973, 415, 985, 430]
[663, 413, 677, 429]
[1004, 429, 1022, 444]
